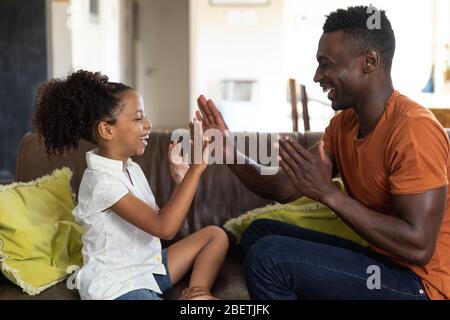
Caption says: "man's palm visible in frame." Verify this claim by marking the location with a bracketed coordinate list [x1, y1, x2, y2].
[196, 95, 228, 134]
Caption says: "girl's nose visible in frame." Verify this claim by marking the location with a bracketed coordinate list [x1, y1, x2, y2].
[144, 116, 152, 129]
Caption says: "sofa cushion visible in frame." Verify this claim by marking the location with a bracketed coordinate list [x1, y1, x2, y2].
[0, 244, 248, 300]
[0, 168, 83, 296]
[224, 179, 369, 248]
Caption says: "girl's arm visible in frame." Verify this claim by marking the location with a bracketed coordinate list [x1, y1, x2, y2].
[110, 165, 203, 240]
[110, 120, 207, 240]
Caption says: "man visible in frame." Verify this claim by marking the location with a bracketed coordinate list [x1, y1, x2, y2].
[196, 6, 449, 300]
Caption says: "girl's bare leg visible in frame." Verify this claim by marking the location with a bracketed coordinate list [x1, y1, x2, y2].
[167, 226, 229, 299]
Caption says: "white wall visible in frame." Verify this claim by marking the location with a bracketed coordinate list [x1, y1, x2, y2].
[191, 0, 448, 132]
[283, 0, 442, 129]
[134, 0, 190, 131]
[70, 0, 122, 82]
[190, 0, 287, 132]
[283, 0, 445, 110]
[434, 0, 450, 94]
[51, 0, 73, 78]
[52, 0, 448, 132]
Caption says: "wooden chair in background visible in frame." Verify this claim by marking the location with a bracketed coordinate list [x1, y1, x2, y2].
[429, 108, 450, 128]
[289, 79, 310, 132]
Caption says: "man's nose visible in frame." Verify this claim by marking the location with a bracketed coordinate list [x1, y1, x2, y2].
[313, 67, 322, 83]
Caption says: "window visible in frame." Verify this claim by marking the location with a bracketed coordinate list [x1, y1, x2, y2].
[221, 79, 258, 102]
[89, 0, 99, 17]
[210, 0, 270, 7]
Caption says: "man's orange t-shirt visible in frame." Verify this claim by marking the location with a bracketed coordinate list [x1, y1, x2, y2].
[322, 90, 450, 300]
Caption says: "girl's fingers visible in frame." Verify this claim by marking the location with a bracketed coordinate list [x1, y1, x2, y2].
[168, 143, 174, 158]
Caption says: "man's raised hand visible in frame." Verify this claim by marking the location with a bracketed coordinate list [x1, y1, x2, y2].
[196, 95, 228, 134]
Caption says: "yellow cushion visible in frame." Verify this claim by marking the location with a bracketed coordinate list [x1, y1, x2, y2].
[224, 179, 369, 248]
[0, 168, 83, 295]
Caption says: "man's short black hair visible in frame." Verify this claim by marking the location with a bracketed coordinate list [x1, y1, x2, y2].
[323, 6, 396, 70]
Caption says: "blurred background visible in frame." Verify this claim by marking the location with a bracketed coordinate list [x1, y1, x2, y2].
[1, 0, 450, 183]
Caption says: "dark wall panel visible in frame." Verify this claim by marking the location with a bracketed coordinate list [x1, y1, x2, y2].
[0, 0, 48, 182]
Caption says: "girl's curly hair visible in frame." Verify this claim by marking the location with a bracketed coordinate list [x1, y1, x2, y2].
[33, 70, 131, 156]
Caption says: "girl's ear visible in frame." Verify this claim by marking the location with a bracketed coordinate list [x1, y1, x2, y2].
[97, 121, 114, 141]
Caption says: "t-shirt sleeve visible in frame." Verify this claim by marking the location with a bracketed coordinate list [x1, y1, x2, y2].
[322, 113, 339, 156]
[388, 118, 449, 195]
[90, 176, 130, 213]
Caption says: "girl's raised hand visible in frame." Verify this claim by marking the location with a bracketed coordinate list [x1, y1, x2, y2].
[168, 141, 190, 185]
[189, 118, 210, 173]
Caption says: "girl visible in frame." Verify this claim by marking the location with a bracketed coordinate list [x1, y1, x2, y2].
[33, 70, 229, 300]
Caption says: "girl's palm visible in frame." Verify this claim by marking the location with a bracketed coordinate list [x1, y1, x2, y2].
[168, 142, 190, 184]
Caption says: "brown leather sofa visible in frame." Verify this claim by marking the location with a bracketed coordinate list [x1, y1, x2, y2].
[5, 128, 448, 300]
[0, 130, 324, 300]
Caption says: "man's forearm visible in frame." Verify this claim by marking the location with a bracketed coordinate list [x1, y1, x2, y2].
[322, 189, 429, 265]
[227, 150, 301, 203]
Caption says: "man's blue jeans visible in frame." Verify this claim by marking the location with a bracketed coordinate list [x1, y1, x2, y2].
[241, 219, 429, 300]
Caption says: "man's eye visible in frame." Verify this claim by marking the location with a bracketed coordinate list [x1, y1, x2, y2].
[135, 118, 143, 121]
[319, 60, 331, 69]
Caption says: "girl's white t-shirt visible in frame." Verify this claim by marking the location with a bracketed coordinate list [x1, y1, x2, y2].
[73, 149, 166, 300]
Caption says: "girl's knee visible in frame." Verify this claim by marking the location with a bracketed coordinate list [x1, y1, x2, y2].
[202, 226, 229, 247]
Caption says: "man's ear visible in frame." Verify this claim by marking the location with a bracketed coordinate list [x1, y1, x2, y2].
[363, 49, 380, 73]
[97, 121, 114, 141]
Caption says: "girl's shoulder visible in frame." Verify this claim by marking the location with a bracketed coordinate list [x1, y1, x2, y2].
[76, 169, 130, 217]
[83, 167, 121, 182]
[79, 169, 126, 194]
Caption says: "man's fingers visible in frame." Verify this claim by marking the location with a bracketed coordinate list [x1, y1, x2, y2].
[197, 95, 212, 126]
[198, 94, 207, 104]
[197, 95, 212, 123]
[189, 121, 194, 139]
[196, 110, 204, 122]
[279, 139, 306, 169]
[279, 159, 299, 187]
[281, 136, 314, 162]
[203, 100, 216, 125]
[194, 119, 204, 144]
[197, 95, 229, 130]
[197, 95, 208, 109]
[196, 111, 207, 131]
[206, 99, 227, 129]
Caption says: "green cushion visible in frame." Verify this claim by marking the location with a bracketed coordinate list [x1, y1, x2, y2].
[0, 168, 83, 295]
[224, 179, 369, 248]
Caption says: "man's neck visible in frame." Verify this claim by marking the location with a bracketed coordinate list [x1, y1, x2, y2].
[354, 81, 394, 138]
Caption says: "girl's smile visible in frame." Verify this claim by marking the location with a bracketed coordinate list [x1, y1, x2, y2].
[98, 90, 152, 162]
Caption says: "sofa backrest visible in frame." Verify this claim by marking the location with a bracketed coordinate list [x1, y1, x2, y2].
[15, 131, 319, 240]
[15, 129, 450, 240]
